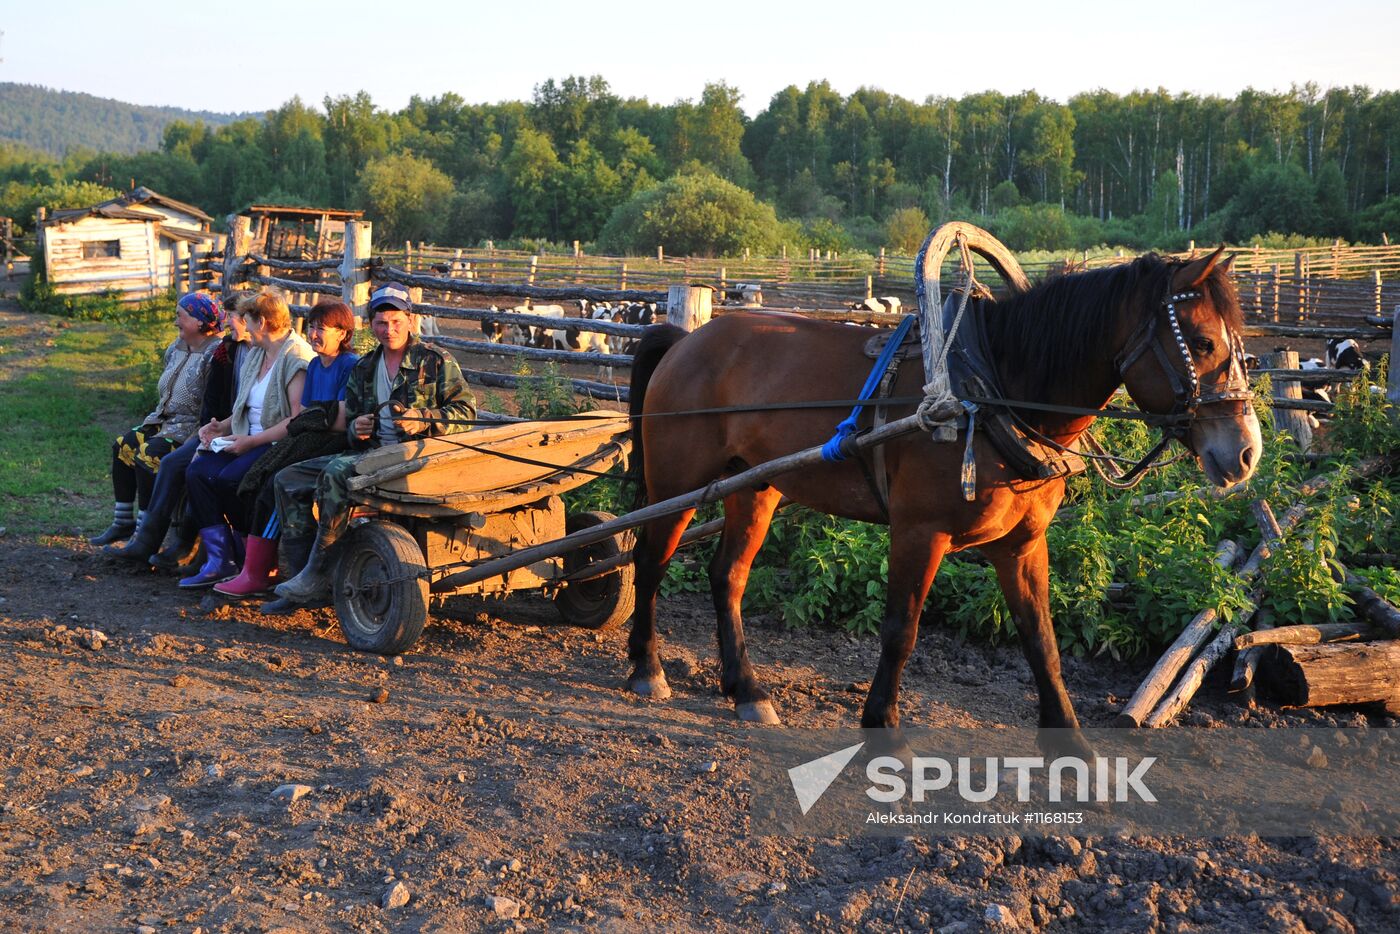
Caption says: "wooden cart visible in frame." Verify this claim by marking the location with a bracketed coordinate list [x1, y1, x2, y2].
[332, 412, 634, 655]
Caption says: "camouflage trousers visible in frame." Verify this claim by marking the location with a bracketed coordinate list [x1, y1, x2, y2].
[272, 452, 367, 547]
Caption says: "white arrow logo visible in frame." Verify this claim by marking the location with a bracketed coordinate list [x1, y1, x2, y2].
[788, 742, 866, 815]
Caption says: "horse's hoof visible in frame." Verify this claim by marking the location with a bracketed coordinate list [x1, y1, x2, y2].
[1039, 728, 1096, 762]
[736, 700, 782, 725]
[628, 675, 672, 700]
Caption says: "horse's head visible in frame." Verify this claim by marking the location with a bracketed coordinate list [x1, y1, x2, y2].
[1116, 248, 1263, 487]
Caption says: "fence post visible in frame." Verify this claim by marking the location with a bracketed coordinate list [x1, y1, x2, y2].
[719, 266, 726, 299]
[619, 262, 627, 290]
[1389, 306, 1400, 411]
[1375, 270, 1383, 317]
[340, 220, 372, 321]
[173, 240, 189, 294]
[1294, 252, 1306, 322]
[187, 241, 201, 294]
[781, 244, 787, 260]
[865, 274, 873, 300]
[1270, 263, 1281, 322]
[667, 284, 712, 332]
[221, 214, 252, 303]
[1264, 350, 1313, 451]
[657, 245, 664, 264]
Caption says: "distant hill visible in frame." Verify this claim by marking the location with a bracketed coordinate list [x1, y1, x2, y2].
[0, 83, 256, 157]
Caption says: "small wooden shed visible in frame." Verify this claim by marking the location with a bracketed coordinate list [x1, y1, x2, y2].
[242, 204, 364, 262]
[38, 187, 215, 298]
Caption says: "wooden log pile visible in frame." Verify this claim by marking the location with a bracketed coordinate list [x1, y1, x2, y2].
[1116, 455, 1400, 727]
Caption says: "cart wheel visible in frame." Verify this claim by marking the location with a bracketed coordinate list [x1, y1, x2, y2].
[554, 511, 636, 631]
[334, 520, 429, 655]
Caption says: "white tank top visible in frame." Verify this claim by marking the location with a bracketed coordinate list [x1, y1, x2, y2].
[246, 367, 272, 436]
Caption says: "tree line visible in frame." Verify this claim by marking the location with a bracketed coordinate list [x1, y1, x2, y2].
[3, 77, 1399, 255]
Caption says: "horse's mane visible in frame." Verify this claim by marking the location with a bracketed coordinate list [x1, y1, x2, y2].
[979, 253, 1243, 402]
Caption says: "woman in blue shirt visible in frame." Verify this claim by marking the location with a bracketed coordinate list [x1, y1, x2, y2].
[215, 301, 360, 596]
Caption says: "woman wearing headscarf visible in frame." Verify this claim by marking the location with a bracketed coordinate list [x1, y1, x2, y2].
[89, 291, 225, 545]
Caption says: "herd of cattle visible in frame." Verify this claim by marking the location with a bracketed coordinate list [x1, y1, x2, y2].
[478, 300, 658, 355]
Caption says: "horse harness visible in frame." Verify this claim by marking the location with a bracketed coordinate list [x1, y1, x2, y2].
[853, 284, 1254, 514]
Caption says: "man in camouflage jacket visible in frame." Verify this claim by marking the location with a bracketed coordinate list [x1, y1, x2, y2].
[269, 285, 476, 610]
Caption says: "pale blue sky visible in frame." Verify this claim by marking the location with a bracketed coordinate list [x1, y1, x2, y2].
[3, 0, 1397, 115]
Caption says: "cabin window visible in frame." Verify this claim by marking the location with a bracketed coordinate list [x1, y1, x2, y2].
[82, 239, 121, 259]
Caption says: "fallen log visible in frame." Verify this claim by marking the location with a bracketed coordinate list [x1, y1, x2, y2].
[1112, 539, 1243, 727]
[1233, 622, 1373, 650]
[1342, 573, 1400, 638]
[1139, 498, 1301, 728]
[1265, 642, 1400, 714]
[1229, 501, 1287, 697]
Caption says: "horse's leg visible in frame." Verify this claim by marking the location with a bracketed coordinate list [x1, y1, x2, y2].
[983, 534, 1093, 756]
[709, 485, 784, 724]
[626, 508, 696, 700]
[861, 527, 951, 729]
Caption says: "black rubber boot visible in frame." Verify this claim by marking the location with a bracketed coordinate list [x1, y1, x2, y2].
[260, 536, 319, 615]
[104, 518, 169, 563]
[88, 522, 135, 546]
[273, 539, 335, 603]
[149, 531, 200, 572]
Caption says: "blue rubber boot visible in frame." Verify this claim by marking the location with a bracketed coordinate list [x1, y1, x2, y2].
[178, 525, 240, 589]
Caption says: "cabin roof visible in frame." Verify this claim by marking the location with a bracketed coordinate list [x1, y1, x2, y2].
[243, 204, 364, 220]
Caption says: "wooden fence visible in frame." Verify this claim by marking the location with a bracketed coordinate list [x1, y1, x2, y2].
[210, 219, 1400, 408]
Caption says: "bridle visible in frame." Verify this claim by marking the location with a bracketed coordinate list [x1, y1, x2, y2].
[1113, 282, 1255, 447]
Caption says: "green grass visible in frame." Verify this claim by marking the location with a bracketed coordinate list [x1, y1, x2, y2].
[0, 313, 167, 538]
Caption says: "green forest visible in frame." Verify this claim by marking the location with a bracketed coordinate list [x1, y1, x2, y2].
[4, 77, 1400, 256]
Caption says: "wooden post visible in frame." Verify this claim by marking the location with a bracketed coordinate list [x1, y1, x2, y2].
[719, 266, 726, 299]
[878, 246, 886, 277]
[1374, 270, 1383, 317]
[173, 240, 189, 295]
[1294, 252, 1306, 322]
[781, 244, 787, 260]
[187, 241, 201, 294]
[1388, 306, 1400, 410]
[573, 240, 581, 257]
[619, 262, 627, 290]
[222, 214, 253, 303]
[657, 245, 664, 264]
[1188, 239, 1196, 256]
[666, 285, 712, 332]
[1270, 263, 1281, 322]
[339, 220, 372, 321]
[36, 207, 48, 279]
[743, 247, 750, 261]
[528, 255, 538, 287]
[1264, 350, 1313, 450]
[865, 275, 874, 301]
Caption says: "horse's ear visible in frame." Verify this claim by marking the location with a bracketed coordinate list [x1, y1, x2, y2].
[1173, 246, 1228, 290]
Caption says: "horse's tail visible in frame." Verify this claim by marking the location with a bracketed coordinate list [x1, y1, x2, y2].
[626, 323, 689, 510]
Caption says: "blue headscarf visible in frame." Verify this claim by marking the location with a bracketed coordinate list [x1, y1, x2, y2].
[177, 291, 226, 334]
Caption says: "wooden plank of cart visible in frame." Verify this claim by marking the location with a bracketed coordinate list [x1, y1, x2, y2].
[333, 411, 636, 655]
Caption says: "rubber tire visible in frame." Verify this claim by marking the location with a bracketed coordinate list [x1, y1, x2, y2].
[554, 511, 636, 631]
[334, 520, 429, 656]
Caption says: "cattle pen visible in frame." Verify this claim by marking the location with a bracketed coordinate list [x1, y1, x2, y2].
[183, 217, 1398, 418]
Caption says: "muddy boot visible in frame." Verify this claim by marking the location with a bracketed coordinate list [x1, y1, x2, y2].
[273, 538, 335, 604]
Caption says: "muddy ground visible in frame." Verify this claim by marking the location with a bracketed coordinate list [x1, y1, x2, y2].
[1, 301, 1398, 933]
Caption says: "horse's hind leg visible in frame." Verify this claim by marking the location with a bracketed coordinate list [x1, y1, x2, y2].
[710, 485, 784, 724]
[626, 509, 696, 700]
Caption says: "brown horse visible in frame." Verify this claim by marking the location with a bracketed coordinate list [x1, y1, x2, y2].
[625, 248, 1261, 743]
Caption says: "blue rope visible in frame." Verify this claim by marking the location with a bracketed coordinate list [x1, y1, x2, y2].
[821, 314, 917, 463]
